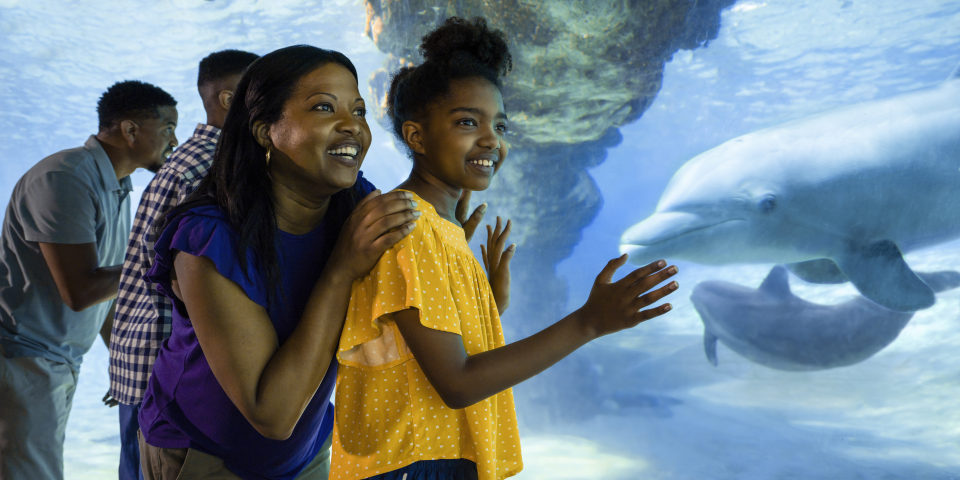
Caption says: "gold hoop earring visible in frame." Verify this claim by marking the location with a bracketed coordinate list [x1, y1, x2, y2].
[265, 149, 271, 166]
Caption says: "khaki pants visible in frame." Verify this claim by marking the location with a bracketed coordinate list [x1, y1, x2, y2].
[139, 430, 332, 480]
[0, 355, 78, 480]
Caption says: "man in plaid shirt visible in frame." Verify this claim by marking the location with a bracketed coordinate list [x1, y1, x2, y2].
[108, 49, 259, 480]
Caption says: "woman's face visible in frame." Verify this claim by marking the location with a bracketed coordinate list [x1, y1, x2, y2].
[415, 77, 509, 192]
[268, 62, 371, 198]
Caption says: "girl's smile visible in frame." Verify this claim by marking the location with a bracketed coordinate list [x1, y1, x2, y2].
[466, 152, 499, 175]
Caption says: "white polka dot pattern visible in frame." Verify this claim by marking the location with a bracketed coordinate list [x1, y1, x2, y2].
[332, 191, 523, 480]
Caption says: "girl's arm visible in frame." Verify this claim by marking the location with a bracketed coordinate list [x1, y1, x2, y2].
[171, 190, 420, 440]
[393, 255, 678, 410]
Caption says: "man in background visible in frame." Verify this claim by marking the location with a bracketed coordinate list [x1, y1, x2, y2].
[108, 49, 259, 480]
[0, 80, 178, 480]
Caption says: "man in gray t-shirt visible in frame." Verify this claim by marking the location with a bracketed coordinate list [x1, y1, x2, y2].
[0, 80, 178, 480]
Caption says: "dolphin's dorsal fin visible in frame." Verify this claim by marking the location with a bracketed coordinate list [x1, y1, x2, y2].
[949, 61, 960, 82]
[759, 265, 792, 298]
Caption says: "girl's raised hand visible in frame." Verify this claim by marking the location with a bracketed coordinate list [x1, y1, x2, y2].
[456, 190, 487, 242]
[574, 255, 678, 339]
[328, 190, 420, 282]
[481, 216, 514, 315]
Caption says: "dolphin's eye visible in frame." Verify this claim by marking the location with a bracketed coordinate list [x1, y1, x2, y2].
[758, 195, 777, 214]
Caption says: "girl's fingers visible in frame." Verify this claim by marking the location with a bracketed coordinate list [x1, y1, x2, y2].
[481, 244, 489, 271]
[493, 220, 511, 258]
[626, 265, 678, 298]
[461, 203, 487, 242]
[455, 190, 472, 222]
[596, 254, 629, 284]
[499, 244, 516, 270]
[633, 303, 673, 325]
[631, 281, 678, 310]
[617, 259, 668, 287]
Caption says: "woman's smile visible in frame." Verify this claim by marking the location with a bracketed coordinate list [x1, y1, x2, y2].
[325, 139, 362, 167]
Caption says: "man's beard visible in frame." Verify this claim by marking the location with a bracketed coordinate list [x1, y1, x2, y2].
[149, 151, 172, 173]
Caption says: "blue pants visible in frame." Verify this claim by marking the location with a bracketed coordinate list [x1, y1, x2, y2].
[364, 459, 477, 480]
[119, 403, 144, 480]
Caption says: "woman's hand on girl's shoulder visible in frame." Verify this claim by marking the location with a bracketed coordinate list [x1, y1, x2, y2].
[481, 216, 515, 315]
[327, 190, 421, 283]
[573, 255, 679, 340]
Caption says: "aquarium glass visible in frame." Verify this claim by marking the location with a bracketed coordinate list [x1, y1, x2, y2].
[1, 0, 959, 478]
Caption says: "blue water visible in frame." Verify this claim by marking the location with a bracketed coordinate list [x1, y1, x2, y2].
[2, 0, 960, 478]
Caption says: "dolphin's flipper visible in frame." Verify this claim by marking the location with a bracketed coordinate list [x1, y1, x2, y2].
[704, 329, 719, 366]
[835, 240, 935, 312]
[916, 271, 960, 293]
[786, 259, 848, 284]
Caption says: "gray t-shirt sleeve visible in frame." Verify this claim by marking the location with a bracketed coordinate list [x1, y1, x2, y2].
[20, 171, 98, 244]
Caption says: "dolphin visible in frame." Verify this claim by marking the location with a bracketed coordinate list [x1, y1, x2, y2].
[691, 266, 960, 371]
[620, 65, 960, 312]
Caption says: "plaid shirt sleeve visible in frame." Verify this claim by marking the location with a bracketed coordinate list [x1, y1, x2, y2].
[108, 124, 219, 405]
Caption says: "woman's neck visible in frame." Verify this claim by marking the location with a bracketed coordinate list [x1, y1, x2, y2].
[397, 166, 462, 224]
[271, 177, 331, 235]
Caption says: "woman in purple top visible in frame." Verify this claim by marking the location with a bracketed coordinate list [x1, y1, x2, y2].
[137, 45, 486, 480]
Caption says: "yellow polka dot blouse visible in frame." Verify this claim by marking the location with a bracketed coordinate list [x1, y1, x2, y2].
[332, 191, 523, 480]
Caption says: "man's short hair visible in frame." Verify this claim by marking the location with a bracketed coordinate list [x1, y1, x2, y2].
[197, 49, 260, 88]
[97, 80, 177, 130]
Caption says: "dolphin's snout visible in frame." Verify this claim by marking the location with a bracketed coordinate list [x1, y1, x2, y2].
[620, 212, 715, 246]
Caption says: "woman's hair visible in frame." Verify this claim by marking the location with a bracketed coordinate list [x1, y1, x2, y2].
[157, 44, 362, 299]
[385, 17, 512, 154]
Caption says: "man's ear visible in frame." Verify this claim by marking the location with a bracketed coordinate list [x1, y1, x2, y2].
[402, 121, 426, 156]
[251, 121, 272, 150]
[218, 90, 234, 111]
[119, 119, 139, 146]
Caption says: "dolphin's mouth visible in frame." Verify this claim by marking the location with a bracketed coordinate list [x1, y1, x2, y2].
[620, 212, 744, 247]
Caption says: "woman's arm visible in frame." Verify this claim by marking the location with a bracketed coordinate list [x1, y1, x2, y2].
[393, 256, 678, 410]
[172, 190, 420, 440]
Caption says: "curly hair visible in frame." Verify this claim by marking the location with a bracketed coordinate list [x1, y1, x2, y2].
[97, 80, 177, 130]
[386, 17, 512, 154]
[197, 49, 261, 88]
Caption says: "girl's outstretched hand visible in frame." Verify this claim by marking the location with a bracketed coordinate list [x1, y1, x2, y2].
[456, 190, 487, 242]
[481, 216, 514, 315]
[574, 255, 678, 339]
[328, 190, 420, 282]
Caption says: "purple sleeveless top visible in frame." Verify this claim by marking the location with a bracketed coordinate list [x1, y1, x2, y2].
[138, 175, 375, 480]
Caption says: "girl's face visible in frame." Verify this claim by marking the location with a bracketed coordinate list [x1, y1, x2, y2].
[414, 77, 509, 192]
[268, 63, 371, 198]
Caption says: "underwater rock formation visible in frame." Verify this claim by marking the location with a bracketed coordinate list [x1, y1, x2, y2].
[363, 0, 734, 424]
[366, 0, 733, 323]
[692, 266, 960, 371]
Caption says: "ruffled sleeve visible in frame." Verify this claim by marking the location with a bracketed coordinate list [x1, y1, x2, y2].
[143, 205, 267, 312]
[337, 216, 462, 371]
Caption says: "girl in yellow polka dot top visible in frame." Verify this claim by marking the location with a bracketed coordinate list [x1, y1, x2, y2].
[332, 17, 680, 480]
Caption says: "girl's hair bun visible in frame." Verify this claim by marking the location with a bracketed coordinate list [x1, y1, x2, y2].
[384, 16, 513, 157]
[419, 17, 512, 78]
